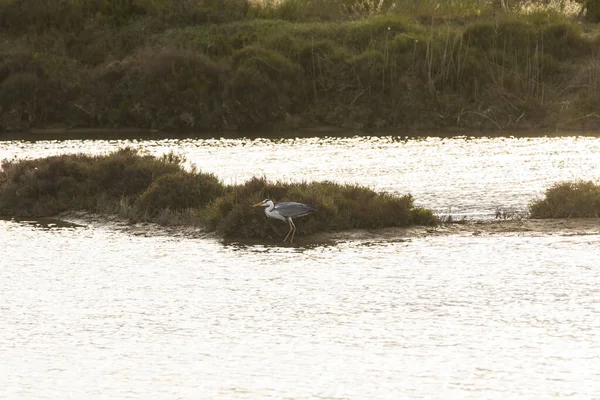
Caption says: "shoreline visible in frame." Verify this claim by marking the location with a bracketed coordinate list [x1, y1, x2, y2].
[306, 217, 600, 243]
[5, 212, 597, 244]
[2, 126, 600, 142]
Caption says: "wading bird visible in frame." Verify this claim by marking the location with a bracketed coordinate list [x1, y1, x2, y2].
[252, 199, 317, 243]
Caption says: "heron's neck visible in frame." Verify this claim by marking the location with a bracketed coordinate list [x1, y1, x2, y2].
[264, 203, 275, 215]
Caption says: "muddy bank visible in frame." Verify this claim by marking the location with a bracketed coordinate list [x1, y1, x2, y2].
[309, 218, 600, 243]
[50, 211, 212, 239]
[48, 211, 600, 244]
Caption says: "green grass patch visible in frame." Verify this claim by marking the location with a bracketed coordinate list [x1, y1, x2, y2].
[0, 149, 437, 239]
[1, 1, 599, 133]
[529, 181, 600, 218]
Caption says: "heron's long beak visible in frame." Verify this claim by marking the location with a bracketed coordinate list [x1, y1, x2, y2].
[251, 202, 263, 207]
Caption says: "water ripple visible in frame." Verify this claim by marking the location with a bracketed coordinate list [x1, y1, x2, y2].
[1, 218, 600, 399]
[1, 136, 600, 399]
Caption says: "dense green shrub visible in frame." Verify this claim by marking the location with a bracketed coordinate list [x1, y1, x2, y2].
[529, 181, 600, 218]
[203, 176, 437, 239]
[136, 171, 223, 216]
[0, 1, 599, 132]
[0, 49, 83, 131]
[0, 150, 437, 238]
[77, 48, 227, 130]
[0, 0, 253, 33]
[227, 46, 305, 127]
[0, 148, 183, 216]
[0, 0, 87, 34]
[581, 0, 600, 22]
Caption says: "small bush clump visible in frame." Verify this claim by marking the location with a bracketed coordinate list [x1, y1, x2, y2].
[227, 46, 305, 128]
[82, 48, 227, 130]
[0, 148, 195, 216]
[529, 181, 600, 218]
[203, 176, 438, 239]
[135, 171, 223, 216]
[0, 150, 437, 239]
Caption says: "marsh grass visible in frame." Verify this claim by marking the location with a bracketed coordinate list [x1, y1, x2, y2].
[202, 176, 437, 239]
[529, 181, 600, 218]
[0, 149, 437, 238]
[0, 148, 195, 216]
[494, 206, 526, 220]
[0, 0, 598, 132]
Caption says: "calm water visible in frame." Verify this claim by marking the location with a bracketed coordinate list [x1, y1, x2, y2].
[1, 135, 600, 399]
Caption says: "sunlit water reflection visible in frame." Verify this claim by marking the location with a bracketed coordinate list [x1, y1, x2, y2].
[1, 134, 600, 399]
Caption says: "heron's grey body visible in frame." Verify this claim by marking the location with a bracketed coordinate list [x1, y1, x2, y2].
[272, 201, 317, 218]
[252, 199, 317, 243]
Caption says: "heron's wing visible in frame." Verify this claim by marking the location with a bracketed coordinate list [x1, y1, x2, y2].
[274, 202, 317, 218]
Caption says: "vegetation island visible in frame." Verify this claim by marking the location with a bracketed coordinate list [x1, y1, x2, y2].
[0, 149, 598, 240]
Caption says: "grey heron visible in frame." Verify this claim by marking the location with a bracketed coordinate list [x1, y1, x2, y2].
[252, 199, 317, 243]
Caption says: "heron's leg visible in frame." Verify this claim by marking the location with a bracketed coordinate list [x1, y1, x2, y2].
[283, 218, 293, 242]
[289, 218, 297, 244]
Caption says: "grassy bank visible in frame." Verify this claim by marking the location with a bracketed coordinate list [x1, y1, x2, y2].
[1, 0, 599, 134]
[0, 149, 437, 239]
[529, 180, 600, 218]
